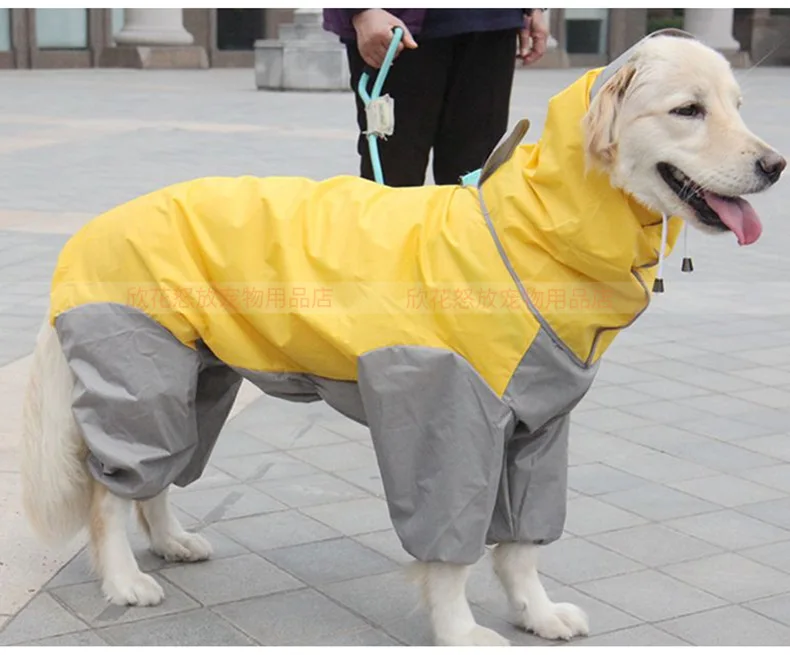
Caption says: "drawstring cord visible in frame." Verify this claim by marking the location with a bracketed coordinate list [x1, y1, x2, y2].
[681, 221, 694, 272]
[653, 216, 694, 294]
[652, 213, 668, 293]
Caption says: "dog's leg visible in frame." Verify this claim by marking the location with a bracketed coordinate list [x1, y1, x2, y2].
[413, 561, 510, 647]
[90, 481, 164, 606]
[493, 542, 589, 640]
[136, 486, 212, 562]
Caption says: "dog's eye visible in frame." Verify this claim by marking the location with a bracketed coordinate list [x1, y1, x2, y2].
[671, 103, 705, 118]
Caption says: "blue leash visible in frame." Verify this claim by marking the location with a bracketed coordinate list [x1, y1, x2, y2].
[356, 27, 482, 188]
[357, 27, 404, 184]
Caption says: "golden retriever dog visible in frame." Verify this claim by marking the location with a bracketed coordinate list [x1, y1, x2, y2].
[20, 31, 784, 647]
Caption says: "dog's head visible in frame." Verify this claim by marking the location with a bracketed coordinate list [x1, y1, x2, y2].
[582, 33, 785, 245]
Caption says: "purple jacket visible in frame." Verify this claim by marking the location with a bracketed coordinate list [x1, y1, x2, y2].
[322, 9, 427, 41]
[322, 9, 533, 42]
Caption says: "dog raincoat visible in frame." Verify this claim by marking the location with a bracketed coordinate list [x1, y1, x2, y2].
[50, 41, 683, 565]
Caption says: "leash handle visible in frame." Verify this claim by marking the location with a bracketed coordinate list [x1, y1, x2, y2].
[357, 27, 404, 104]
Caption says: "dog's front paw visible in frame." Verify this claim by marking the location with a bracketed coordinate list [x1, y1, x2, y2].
[151, 531, 213, 562]
[103, 572, 164, 606]
[525, 602, 589, 640]
[436, 625, 510, 647]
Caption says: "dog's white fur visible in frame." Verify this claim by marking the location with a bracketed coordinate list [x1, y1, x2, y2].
[20, 36, 783, 646]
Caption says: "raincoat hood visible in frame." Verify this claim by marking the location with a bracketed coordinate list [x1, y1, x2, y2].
[474, 62, 684, 364]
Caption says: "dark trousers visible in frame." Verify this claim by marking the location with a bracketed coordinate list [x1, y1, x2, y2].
[346, 28, 519, 187]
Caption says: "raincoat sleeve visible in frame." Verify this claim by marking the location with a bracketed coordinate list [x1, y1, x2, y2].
[356, 346, 514, 565]
[487, 414, 570, 547]
[55, 304, 241, 501]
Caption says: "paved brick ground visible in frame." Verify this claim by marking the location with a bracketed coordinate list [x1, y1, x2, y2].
[2, 64, 790, 646]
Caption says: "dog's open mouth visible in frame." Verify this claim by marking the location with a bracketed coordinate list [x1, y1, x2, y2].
[657, 163, 762, 245]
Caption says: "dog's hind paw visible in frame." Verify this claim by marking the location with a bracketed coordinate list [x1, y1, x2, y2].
[525, 602, 589, 641]
[151, 531, 213, 563]
[103, 572, 165, 606]
[436, 625, 510, 647]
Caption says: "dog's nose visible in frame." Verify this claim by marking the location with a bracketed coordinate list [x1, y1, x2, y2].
[757, 152, 787, 184]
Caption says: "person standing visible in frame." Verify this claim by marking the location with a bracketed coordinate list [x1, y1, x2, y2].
[323, 9, 549, 186]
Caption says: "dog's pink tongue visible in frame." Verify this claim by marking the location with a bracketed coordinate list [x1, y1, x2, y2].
[702, 192, 763, 246]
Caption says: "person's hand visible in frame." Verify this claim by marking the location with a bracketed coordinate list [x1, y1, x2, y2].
[352, 9, 419, 69]
[519, 9, 549, 65]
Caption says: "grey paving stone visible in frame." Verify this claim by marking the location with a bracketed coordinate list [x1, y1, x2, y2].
[736, 366, 790, 386]
[537, 538, 645, 585]
[672, 440, 781, 472]
[571, 407, 655, 433]
[567, 431, 657, 463]
[594, 361, 658, 384]
[215, 504, 344, 551]
[739, 464, 790, 493]
[606, 451, 719, 483]
[738, 496, 790, 531]
[353, 530, 413, 565]
[629, 378, 712, 400]
[16, 630, 110, 646]
[46, 549, 99, 589]
[0, 593, 89, 646]
[740, 540, 790, 574]
[675, 415, 775, 442]
[253, 422, 351, 450]
[169, 483, 287, 523]
[211, 451, 322, 483]
[301, 497, 393, 536]
[98, 608, 255, 646]
[160, 553, 304, 605]
[667, 509, 790, 551]
[588, 524, 722, 567]
[732, 408, 790, 432]
[213, 588, 369, 646]
[583, 385, 656, 407]
[577, 569, 727, 623]
[263, 537, 398, 585]
[333, 466, 386, 496]
[567, 463, 647, 496]
[252, 472, 370, 508]
[207, 428, 276, 458]
[288, 441, 379, 472]
[746, 592, 790, 628]
[169, 464, 238, 492]
[319, 569, 420, 629]
[668, 474, 786, 508]
[621, 399, 712, 424]
[738, 433, 790, 461]
[678, 394, 767, 418]
[613, 424, 718, 457]
[566, 624, 689, 647]
[318, 627, 402, 646]
[600, 482, 720, 525]
[661, 552, 790, 603]
[50, 575, 199, 628]
[564, 496, 648, 536]
[657, 605, 790, 646]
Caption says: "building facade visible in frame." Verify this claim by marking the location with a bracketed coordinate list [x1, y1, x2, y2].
[1, 8, 789, 70]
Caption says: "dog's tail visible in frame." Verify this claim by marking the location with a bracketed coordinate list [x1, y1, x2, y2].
[21, 318, 91, 543]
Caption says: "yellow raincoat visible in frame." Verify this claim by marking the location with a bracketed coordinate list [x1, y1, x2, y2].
[50, 55, 683, 565]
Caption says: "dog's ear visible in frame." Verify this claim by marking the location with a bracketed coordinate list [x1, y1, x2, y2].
[583, 62, 637, 171]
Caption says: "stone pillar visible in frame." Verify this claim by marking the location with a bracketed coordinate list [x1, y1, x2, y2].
[684, 8, 750, 67]
[99, 9, 208, 69]
[255, 8, 350, 91]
